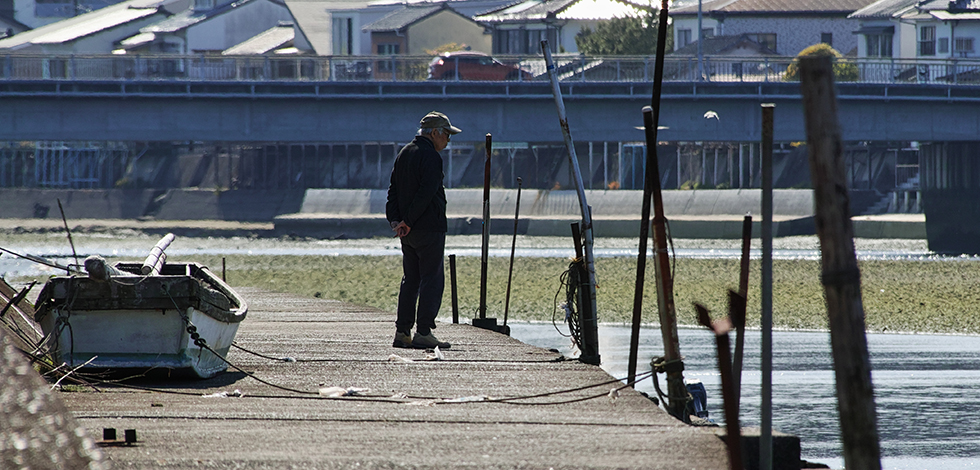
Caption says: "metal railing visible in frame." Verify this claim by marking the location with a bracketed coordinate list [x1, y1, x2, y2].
[4, 53, 980, 85]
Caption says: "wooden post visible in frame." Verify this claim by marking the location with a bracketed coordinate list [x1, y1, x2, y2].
[799, 55, 882, 470]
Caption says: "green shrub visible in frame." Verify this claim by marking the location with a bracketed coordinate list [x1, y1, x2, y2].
[784, 43, 858, 82]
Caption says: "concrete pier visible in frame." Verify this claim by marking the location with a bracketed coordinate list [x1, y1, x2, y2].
[55, 287, 733, 469]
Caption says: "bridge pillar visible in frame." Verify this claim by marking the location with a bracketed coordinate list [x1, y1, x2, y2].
[920, 142, 980, 254]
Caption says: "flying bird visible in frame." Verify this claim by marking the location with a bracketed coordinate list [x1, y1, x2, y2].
[704, 110, 720, 120]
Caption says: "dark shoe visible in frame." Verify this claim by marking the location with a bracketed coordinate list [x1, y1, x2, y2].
[412, 332, 451, 349]
[392, 330, 412, 348]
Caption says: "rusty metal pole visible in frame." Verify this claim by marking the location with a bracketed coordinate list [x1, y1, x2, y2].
[503, 177, 523, 328]
[56, 198, 79, 271]
[799, 55, 882, 470]
[628, 0, 670, 388]
[450, 254, 459, 324]
[479, 134, 492, 320]
[644, 107, 687, 421]
[695, 303, 744, 470]
[760, 103, 774, 470]
[732, 215, 751, 410]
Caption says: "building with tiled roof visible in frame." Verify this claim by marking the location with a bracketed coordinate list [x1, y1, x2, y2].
[670, 0, 880, 56]
[362, 2, 490, 55]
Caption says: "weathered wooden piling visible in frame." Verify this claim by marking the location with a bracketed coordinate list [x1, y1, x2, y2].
[799, 55, 882, 470]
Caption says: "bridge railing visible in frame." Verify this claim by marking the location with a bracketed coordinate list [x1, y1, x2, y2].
[4, 53, 980, 85]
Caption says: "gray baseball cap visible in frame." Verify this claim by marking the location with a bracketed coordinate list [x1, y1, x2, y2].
[419, 111, 462, 134]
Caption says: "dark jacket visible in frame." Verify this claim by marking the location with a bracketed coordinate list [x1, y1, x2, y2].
[386, 136, 447, 232]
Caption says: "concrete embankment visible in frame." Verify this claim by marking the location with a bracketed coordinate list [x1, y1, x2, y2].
[0, 188, 925, 239]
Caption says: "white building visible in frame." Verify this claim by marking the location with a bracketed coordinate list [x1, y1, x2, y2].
[475, 0, 650, 55]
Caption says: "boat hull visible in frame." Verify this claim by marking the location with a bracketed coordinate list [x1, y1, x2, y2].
[34, 263, 247, 379]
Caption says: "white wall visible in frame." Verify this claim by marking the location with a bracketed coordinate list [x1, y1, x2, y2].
[898, 21, 916, 58]
[942, 20, 980, 59]
[185, 0, 292, 53]
[672, 16, 719, 50]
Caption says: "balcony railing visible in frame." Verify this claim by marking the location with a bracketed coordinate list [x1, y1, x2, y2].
[3, 53, 980, 85]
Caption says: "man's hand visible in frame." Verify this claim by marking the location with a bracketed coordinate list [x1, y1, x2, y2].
[393, 221, 411, 238]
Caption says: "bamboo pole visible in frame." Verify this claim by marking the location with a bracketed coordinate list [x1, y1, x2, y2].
[628, 0, 670, 388]
[799, 55, 882, 470]
[142, 233, 175, 276]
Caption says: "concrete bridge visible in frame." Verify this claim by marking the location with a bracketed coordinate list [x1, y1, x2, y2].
[2, 80, 980, 143]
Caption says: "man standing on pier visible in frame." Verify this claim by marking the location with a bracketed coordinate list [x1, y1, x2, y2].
[386, 111, 460, 350]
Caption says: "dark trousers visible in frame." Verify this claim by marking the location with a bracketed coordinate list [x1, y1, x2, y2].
[396, 231, 445, 334]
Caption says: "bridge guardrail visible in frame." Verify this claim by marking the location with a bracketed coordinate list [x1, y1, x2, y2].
[5, 54, 980, 85]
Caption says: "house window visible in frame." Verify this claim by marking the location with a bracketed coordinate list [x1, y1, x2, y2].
[866, 34, 893, 57]
[332, 17, 353, 55]
[495, 28, 555, 54]
[377, 44, 399, 55]
[939, 38, 949, 54]
[678, 29, 692, 48]
[376, 44, 399, 72]
[821, 33, 832, 46]
[526, 29, 547, 55]
[701, 28, 714, 40]
[955, 37, 974, 56]
[919, 26, 936, 56]
[746, 33, 776, 52]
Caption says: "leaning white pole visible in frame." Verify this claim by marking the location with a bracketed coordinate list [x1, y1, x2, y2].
[541, 41, 599, 331]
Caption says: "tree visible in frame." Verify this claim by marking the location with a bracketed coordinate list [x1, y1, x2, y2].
[575, 9, 671, 56]
[784, 43, 858, 82]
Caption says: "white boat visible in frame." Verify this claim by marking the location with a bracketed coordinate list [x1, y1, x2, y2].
[33, 261, 247, 379]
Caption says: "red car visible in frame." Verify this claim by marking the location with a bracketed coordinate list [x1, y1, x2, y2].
[428, 52, 533, 81]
